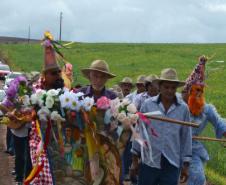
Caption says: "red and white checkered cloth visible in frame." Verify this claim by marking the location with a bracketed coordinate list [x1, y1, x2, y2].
[29, 121, 53, 185]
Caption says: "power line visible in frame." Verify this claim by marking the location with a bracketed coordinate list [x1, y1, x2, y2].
[59, 12, 63, 41]
[28, 25, 30, 43]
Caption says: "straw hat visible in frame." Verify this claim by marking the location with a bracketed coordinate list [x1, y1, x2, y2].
[119, 77, 133, 86]
[136, 75, 146, 84]
[145, 74, 159, 83]
[81, 60, 116, 79]
[154, 68, 185, 87]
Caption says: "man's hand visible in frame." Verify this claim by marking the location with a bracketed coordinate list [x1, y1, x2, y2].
[180, 163, 189, 183]
[109, 121, 118, 132]
[6, 112, 18, 121]
[223, 132, 226, 138]
[129, 155, 139, 180]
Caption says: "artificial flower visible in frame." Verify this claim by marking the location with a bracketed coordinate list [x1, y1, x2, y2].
[127, 103, 137, 114]
[37, 106, 50, 121]
[50, 111, 65, 121]
[45, 96, 55, 109]
[36, 89, 47, 98]
[22, 95, 31, 106]
[121, 98, 130, 106]
[116, 111, 127, 123]
[47, 89, 60, 97]
[70, 94, 81, 111]
[59, 91, 72, 108]
[96, 96, 110, 110]
[30, 94, 38, 105]
[83, 97, 94, 111]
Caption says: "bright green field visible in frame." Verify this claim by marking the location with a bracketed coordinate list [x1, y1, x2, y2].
[1, 43, 226, 184]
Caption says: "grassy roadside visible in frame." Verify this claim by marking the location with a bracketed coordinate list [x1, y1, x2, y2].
[1, 43, 226, 183]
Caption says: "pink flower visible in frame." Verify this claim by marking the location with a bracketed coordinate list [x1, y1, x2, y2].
[96, 96, 110, 110]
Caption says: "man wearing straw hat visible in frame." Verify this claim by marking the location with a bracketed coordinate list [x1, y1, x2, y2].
[80, 59, 117, 102]
[182, 56, 226, 185]
[126, 75, 146, 103]
[131, 68, 192, 185]
[134, 74, 159, 111]
[119, 77, 134, 98]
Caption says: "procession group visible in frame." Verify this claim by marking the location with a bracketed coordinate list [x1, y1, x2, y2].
[1, 33, 226, 185]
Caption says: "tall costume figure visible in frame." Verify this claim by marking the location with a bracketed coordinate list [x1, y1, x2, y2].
[182, 56, 226, 185]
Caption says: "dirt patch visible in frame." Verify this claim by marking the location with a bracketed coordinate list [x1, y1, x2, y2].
[0, 125, 15, 185]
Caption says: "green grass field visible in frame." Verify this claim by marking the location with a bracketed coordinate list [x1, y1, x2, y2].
[1, 43, 226, 184]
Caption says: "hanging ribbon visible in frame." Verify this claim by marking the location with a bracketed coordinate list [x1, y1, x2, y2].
[56, 119, 65, 157]
[136, 112, 158, 137]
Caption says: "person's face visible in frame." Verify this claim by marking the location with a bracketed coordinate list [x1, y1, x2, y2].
[159, 81, 178, 101]
[136, 83, 145, 94]
[181, 90, 189, 103]
[147, 83, 159, 97]
[120, 83, 133, 96]
[89, 71, 108, 91]
[44, 69, 63, 89]
[191, 85, 204, 98]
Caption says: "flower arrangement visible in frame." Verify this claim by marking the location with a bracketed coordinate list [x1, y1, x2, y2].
[107, 98, 139, 129]
[0, 76, 34, 128]
[30, 88, 95, 122]
[5, 75, 33, 108]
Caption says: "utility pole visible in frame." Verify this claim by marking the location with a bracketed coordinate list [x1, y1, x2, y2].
[28, 25, 30, 43]
[59, 12, 63, 41]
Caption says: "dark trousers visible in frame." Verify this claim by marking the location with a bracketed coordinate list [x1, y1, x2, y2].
[13, 135, 32, 181]
[6, 127, 14, 154]
[138, 156, 180, 185]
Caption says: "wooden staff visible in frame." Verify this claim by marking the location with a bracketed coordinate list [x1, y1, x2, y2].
[193, 136, 226, 143]
[144, 114, 199, 128]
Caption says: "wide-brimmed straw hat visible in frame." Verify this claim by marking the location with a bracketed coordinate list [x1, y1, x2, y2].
[145, 74, 159, 83]
[81, 60, 116, 79]
[136, 75, 146, 84]
[153, 68, 185, 87]
[119, 77, 133, 86]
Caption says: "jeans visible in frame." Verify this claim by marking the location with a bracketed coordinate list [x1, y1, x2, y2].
[138, 156, 180, 185]
[187, 155, 206, 185]
[13, 135, 32, 181]
[121, 133, 138, 184]
[6, 128, 14, 154]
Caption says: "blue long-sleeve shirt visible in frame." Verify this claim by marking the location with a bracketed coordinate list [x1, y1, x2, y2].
[191, 104, 226, 161]
[131, 94, 192, 169]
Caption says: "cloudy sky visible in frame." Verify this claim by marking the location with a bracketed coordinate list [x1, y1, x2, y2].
[1, 0, 226, 43]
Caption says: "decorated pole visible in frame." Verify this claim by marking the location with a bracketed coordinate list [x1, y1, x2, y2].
[144, 114, 199, 128]
[193, 136, 226, 143]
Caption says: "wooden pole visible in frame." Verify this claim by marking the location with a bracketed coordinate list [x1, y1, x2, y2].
[145, 114, 199, 128]
[193, 136, 226, 143]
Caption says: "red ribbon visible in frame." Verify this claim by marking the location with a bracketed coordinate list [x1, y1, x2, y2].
[44, 119, 52, 151]
[136, 112, 158, 137]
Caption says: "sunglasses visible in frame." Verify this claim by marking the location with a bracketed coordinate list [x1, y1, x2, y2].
[50, 70, 61, 76]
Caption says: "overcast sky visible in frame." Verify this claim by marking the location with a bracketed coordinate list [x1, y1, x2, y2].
[1, 0, 226, 43]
